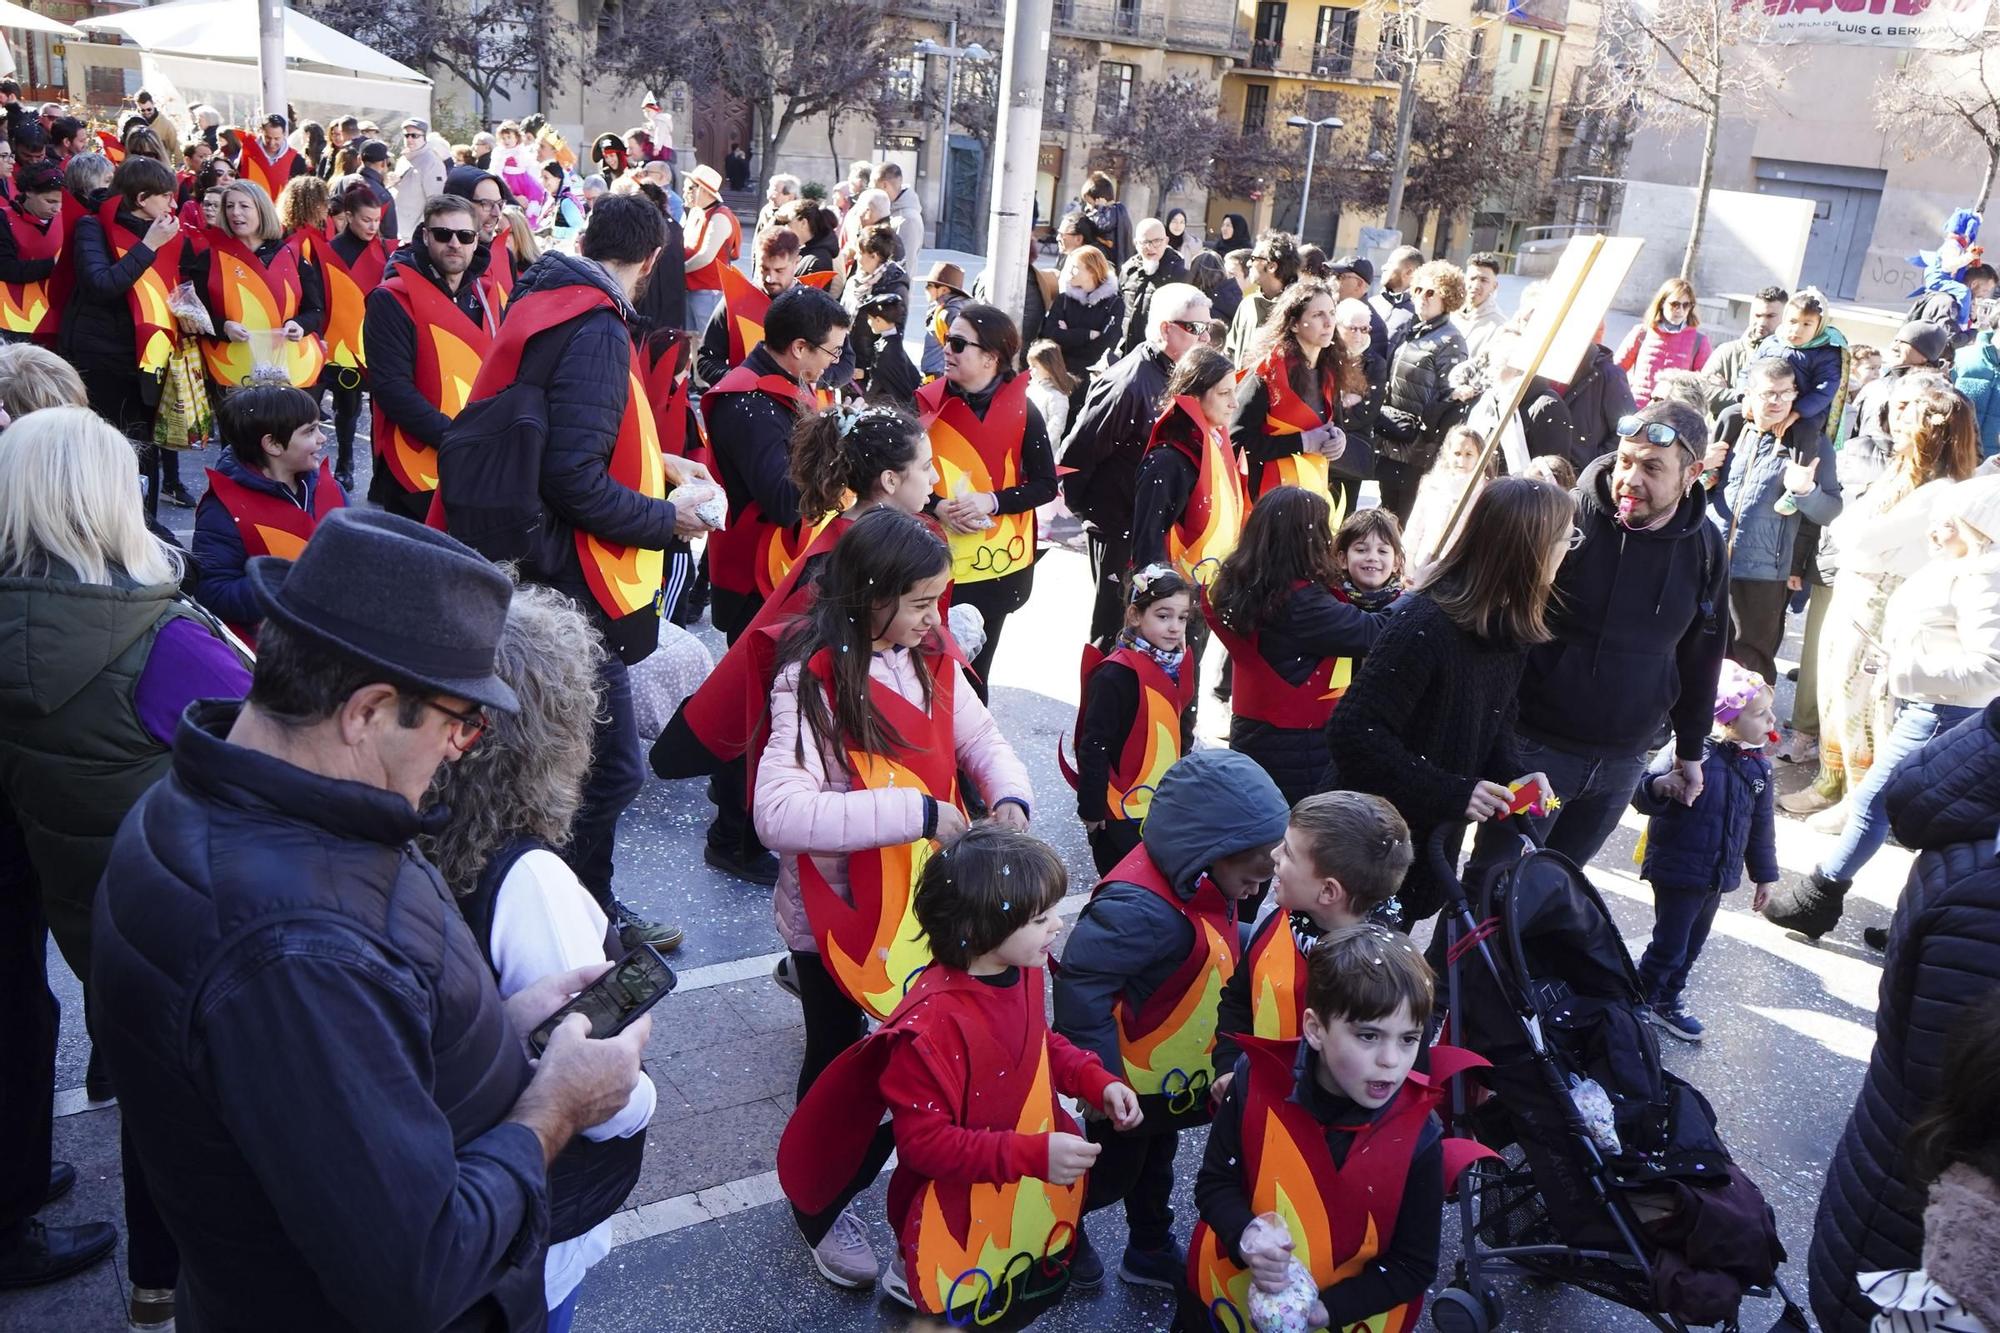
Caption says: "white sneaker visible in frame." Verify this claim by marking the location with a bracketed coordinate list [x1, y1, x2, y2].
[882, 1254, 917, 1309]
[809, 1205, 879, 1289]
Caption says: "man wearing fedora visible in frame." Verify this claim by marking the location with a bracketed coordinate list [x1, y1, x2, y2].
[918, 260, 970, 379]
[682, 163, 741, 336]
[91, 510, 652, 1332]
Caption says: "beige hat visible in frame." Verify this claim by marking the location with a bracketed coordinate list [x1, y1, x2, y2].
[921, 260, 968, 296]
[687, 164, 723, 197]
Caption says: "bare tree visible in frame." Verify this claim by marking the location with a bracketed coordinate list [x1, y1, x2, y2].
[1876, 37, 2000, 211]
[1090, 72, 1227, 208]
[1589, 0, 1783, 278]
[300, 0, 574, 123]
[1401, 86, 1531, 255]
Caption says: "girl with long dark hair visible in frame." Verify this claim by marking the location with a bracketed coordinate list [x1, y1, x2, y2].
[1233, 280, 1366, 527]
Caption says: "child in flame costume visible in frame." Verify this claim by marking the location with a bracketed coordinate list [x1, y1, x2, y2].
[1064, 564, 1197, 875]
[1185, 925, 1495, 1333]
[779, 828, 1143, 1327]
[1053, 748, 1290, 1292]
[1206, 490, 1394, 805]
[755, 509, 1034, 1293]
[1211, 792, 1413, 1085]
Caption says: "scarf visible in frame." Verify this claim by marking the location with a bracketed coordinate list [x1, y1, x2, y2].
[1116, 626, 1185, 682]
[1340, 574, 1402, 612]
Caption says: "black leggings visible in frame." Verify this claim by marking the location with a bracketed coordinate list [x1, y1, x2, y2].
[322, 378, 364, 472]
[789, 949, 889, 1245]
[952, 565, 1035, 703]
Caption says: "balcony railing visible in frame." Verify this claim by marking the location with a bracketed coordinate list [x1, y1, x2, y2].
[1250, 36, 1281, 68]
[1310, 41, 1354, 75]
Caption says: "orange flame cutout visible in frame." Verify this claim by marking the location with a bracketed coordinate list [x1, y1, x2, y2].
[250, 525, 310, 560]
[1116, 919, 1231, 1095]
[128, 265, 177, 374]
[912, 1042, 1084, 1319]
[1250, 929, 1305, 1041]
[577, 368, 667, 617]
[759, 511, 835, 599]
[1265, 451, 1346, 531]
[202, 256, 325, 387]
[1259, 1111, 1338, 1283]
[433, 325, 482, 416]
[1320, 655, 1354, 705]
[322, 263, 367, 369]
[1105, 686, 1180, 822]
[1169, 423, 1245, 586]
[930, 414, 1032, 584]
[0, 283, 48, 334]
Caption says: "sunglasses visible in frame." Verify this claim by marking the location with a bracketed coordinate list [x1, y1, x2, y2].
[1168, 319, 1210, 337]
[403, 130, 425, 139]
[423, 698, 488, 751]
[427, 226, 479, 246]
[945, 335, 986, 354]
[1616, 415, 1689, 452]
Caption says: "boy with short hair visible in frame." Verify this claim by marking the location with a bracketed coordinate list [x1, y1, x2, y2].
[1054, 748, 1290, 1291]
[1212, 791, 1412, 1085]
[1187, 924, 1481, 1333]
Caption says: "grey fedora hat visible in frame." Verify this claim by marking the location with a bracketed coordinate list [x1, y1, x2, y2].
[246, 509, 520, 714]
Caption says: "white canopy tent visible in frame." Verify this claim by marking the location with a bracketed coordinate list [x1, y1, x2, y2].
[74, 0, 430, 127]
[0, 1, 80, 80]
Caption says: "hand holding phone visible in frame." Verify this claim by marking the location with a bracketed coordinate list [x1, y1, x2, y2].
[528, 944, 678, 1057]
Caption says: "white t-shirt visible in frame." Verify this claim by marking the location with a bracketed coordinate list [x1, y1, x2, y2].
[488, 848, 658, 1310]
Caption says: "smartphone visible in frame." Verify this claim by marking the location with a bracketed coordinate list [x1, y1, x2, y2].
[528, 944, 678, 1057]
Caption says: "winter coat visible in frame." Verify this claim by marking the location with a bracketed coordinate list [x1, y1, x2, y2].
[1882, 548, 2000, 710]
[1615, 323, 1712, 407]
[1042, 277, 1122, 379]
[508, 252, 680, 665]
[1225, 582, 1386, 805]
[756, 648, 1031, 954]
[362, 237, 494, 451]
[796, 229, 841, 280]
[1809, 699, 2000, 1333]
[1633, 738, 1778, 893]
[1555, 344, 1638, 465]
[1079, 200, 1135, 269]
[91, 702, 551, 1332]
[1859, 1165, 2000, 1333]
[58, 207, 157, 384]
[885, 186, 926, 261]
[1709, 406, 1843, 583]
[191, 452, 343, 630]
[1052, 748, 1289, 1073]
[1951, 331, 2000, 457]
[1115, 246, 1189, 358]
[1058, 340, 1172, 534]
[1703, 335, 1757, 416]
[844, 259, 911, 378]
[1750, 328, 1850, 437]
[1378, 315, 1469, 470]
[390, 142, 449, 241]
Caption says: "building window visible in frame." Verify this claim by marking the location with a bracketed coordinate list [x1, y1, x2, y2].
[1510, 32, 1522, 61]
[1532, 38, 1552, 88]
[1243, 82, 1271, 133]
[1116, 0, 1142, 34]
[1097, 61, 1138, 126]
[1303, 87, 1339, 120]
[1368, 96, 1392, 154]
[1375, 19, 1404, 79]
[887, 53, 928, 107]
[1046, 56, 1073, 126]
[1313, 7, 1357, 75]
[1252, 1, 1287, 69]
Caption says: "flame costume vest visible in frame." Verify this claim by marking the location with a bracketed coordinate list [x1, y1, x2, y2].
[0, 203, 62, 340]
[237, 139, 301, 200]
[700, 364, 828, 598]
[1255, 351, 1344, 531]
[918, 373, 1036, 585]
[717, 265, 836, 366]
[369, 267, 498, 495]
[1059, 644, 1194, 825]
[796, 641, 963, 1022]
[467, 283, 668, 622]
[201, 459, 348, 644]
[778, 965, 1088, 1329]
[1243, 910, 1312, 1044]
[200, 233, 327, 387]
[296, 228, 392, 372]
[683, 203, 741, 292]
[1149, 394, 1245, 588]
[97, 199, 184, 375]
[484, 236, 515, 310]
[1203, 583, 1350, 729]
[1189, 1036, 1497, 1333]
[641, 330, 705, 468]
[1099, 844, 1241, 1125]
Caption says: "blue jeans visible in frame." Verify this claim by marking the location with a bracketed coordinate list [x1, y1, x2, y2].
[1638, 884, 1722, 1005]
[1820, 701, 1980, 882]
[565, 654, 646, 911]
[685, 288, 721, 335]
[1510, 734, 1653, 870]
[546, 1287, 581, 1333]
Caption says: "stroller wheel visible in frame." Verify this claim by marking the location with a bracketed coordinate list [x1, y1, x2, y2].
[1431, 1286, 1494, 1333]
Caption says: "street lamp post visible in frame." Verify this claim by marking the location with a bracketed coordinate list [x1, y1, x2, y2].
[915, 23, 993, 245]
[1286, 114, 1343, 239]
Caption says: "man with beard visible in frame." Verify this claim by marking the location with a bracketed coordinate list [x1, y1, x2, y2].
[696, 225, 849, 389]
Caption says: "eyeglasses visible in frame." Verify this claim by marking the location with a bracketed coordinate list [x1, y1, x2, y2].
[1663, 300, 1692, 310]
[1411, 286, 1438, 297]
[1750, 385, 1797, 399]
[814, 341, 845, 358]
[423, 698, 488, 751]
[427, 226, 479, 245]
[1616, 415, 1691, 453]
[1168, 319, 1209, 337]
[1337, 323, 1372, 335]
[945, 335, 986, 354]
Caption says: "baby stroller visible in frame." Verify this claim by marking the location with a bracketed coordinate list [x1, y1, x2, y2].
[1426, 820, 1812, 1333]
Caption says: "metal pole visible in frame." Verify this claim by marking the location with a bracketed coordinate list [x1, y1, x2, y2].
[258, 0, 286, 121]
[938, 18, 958, 243]
[1383, 12, 1418, 237]
[984, 0, 1053, 329]
[1295, 123, 1319, 237]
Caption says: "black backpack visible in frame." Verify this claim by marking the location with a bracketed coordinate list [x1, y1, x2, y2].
[437, 379, 553, 567]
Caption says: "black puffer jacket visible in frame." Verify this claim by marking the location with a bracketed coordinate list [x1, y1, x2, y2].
[1377, 315, 1468, 469]
[510, 252, 679, 665]
[58, 200, 151, 377]
[1808, 701, 2000, 1333]
[1558, 342, 1638, 464]
[1043, 278, 1122, 379]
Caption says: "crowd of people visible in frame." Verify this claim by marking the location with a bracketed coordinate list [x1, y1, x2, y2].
[0, 83, 1998, 1333]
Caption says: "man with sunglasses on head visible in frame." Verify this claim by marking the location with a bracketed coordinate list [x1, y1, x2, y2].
[1061, 281, 1211, 647]
[91, 509, 653, 1333]
[364, 194, 498, 521]
[1506, 398, 1732, 868]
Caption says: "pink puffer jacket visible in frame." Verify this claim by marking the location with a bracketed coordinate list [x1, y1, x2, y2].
[1616, 323, 1712, 407]
[755, 647, 1033, 953]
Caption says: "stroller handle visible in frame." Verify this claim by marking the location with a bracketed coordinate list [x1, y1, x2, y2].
[1426, 815, 1541, 907]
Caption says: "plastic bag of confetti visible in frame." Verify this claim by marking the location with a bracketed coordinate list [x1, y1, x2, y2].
[1243, 1213, 1328, 1333]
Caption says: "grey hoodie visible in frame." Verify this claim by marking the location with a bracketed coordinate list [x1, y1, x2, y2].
[1053, 749, 1289, 1074]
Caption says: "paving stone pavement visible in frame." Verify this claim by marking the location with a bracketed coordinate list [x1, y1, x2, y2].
[3, 429, 1905, 1332]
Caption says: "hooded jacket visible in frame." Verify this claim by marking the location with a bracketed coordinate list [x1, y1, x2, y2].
[1809, 701, 2000, 1333]
[1556, 343, 1638, 465]
[1518, 454, 1729, 763]
[1052, 748, 1289, 1073]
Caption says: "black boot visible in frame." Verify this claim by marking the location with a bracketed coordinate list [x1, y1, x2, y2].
[1761, 869, 1852, 940]
[0, 1218, 117, 1289]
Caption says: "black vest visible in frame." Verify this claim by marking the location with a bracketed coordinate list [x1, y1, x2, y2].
[459, 837, 648, 1244]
